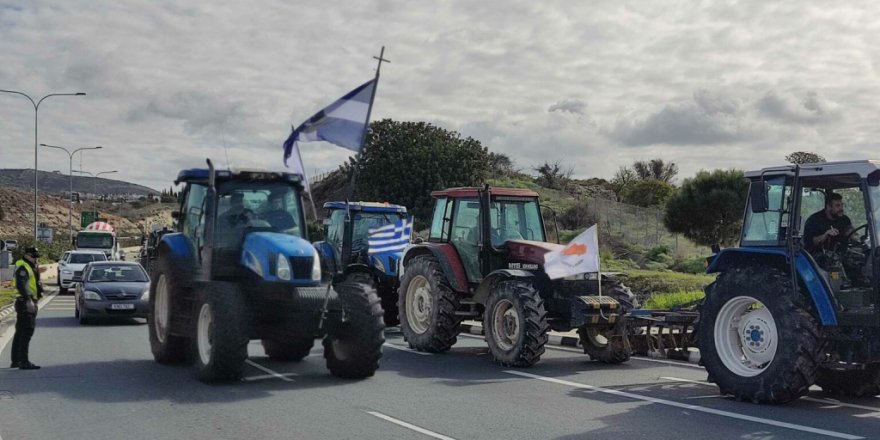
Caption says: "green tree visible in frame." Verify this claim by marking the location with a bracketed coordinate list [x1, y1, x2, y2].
[785, 151, 826, 165]
[621, 179, 675, 207]
[632, 158, 678, 183]
[534, 161, 572, 190]
[488, 152, 515, 178]
[664, 169, 748, 247]
[610, 166, 637, 201]
[351, 119, 491, 223]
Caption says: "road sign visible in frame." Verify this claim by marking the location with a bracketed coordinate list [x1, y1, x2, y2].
[81, 211, 98, 228]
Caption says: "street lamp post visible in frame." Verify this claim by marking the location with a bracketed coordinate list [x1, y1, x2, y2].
[40, 144, 103, 239]
[0, 90, 86, 240]
[73, 170, 118, 202]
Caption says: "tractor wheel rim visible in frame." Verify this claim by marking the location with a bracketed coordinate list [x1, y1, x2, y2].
[197, 302, 214, 366]
[492, 299, 520, 351]
[585, 328, 609, 348]
[154, 274, 169, 344]
[714, 295, 778, 377]
[406, 275, 432, 334]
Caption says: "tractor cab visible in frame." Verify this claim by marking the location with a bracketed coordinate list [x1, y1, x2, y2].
[427, 186, 551, 283]
[727, 160, 880, 325]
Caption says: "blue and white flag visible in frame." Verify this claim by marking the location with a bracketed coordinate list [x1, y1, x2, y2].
[368, 217, 414, 254]
[283, 79, 375, 167]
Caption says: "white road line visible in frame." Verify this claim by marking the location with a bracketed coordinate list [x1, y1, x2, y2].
[383, 343, 432, 356]
[244, 359, 293, 382]
[504, 370, 863, 440]
[662, 376, 880, 414]
[243, 372, 298, 382]
[365, 411, 457, 440]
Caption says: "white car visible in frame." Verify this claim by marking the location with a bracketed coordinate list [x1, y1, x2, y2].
[59, 251, 107, 294]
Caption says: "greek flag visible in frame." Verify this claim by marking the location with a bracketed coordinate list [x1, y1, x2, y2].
[368, 217, 414, 254]
[283, 79, 375, 167]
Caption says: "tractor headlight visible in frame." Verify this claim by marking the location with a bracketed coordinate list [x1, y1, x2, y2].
[372, 257, 386, 274]
[83, 290, 102, 301]
[311, 253, 321, 281]
[276, 255, 292, 281]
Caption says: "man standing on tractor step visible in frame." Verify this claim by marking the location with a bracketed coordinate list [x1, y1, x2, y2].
[11, 247, 43, 370]
[804, 192, 858, 255]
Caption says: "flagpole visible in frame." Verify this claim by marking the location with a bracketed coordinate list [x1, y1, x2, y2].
[346, 46, 389, 204]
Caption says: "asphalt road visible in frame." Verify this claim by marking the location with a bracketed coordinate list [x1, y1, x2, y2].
[1, 292, 880, 440]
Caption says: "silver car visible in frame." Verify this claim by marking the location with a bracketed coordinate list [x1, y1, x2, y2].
[73, 261, 150, 324]
[59, 250, 107, 294]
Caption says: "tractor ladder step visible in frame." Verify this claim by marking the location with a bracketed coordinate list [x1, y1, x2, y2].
[455, 298, 480, 317]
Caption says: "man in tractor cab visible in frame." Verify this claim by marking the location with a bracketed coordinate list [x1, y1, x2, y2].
[263, 192, 297, 232]
[804, 193, 859, 255]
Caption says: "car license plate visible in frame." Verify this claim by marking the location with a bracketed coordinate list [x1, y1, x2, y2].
[111, 304, 134, 310]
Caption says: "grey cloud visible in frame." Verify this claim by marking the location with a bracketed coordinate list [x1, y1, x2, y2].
[127, 91, 254, 136]
[756, 90, 840, 124]
[548, 99, 586, 115]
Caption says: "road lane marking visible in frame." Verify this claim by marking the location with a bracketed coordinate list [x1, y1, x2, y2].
[243, 372, 298, 382]
[365, 411, 457, 440]
[504, 370, 863, 440]
[244, 359, 294, 382]
[383, 343, 432, 356]
[662, 376, 880, 414]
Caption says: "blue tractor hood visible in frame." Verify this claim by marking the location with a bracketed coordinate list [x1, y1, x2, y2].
[368, 249, 403, 277]
[241, 232, 320, 286]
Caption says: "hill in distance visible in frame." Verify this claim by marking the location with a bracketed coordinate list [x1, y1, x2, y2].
[0, 169, 158, 196]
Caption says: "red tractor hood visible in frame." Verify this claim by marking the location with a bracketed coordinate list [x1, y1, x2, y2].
[505, 240, 563, 266]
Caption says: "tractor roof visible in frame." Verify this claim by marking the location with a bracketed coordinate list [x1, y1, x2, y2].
[745, 160, 880, 179]
[323, 201, 407, 213]
[430, 187, 540, 198]
[175, 168, 304, 185]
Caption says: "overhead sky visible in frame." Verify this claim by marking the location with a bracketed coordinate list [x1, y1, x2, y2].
[0, 1, 877, 190]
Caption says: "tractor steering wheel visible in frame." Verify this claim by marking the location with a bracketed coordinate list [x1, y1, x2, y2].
[845, 224, 869, 246]
[231, 209, 255, 226]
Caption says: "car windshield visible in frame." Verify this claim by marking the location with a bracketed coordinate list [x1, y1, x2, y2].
[69, 253, 106, 264]
[87, 265, 148, 283]
[77, 233, 114, 248]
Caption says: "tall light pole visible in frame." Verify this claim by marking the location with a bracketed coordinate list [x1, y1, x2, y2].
[40, 144, 102, 239]
[73, 170, 118, 201]
[0, 90, 86, 240]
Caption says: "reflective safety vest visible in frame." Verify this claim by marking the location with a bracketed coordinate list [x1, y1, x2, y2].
[14, 259, 37, 298]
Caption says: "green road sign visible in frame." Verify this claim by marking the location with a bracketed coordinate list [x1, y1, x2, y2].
[81, 211, 98, 228]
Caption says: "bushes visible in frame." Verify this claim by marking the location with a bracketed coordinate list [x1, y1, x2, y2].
[622, 270, 714, 304]
[8, 234, 73, 263]
[558, 204, 599, 230]
[643, 290, 705, 309]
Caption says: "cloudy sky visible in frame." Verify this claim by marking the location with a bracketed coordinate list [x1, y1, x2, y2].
[0, 1, 878, 190]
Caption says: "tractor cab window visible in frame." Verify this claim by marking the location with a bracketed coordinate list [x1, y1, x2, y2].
[326, 209, 346, 245]
[182, 184, 207, 240]
[489, 197, 545, 247]
[742, 177, 788, 245]
[430, 198, 452, 241]
[215, 182, 304, 251]
[352, 212, 405, 253]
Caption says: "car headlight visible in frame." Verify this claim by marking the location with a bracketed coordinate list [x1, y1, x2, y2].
[141, 286, 150, 300]
[312, 253, 321, 281]
[61, 269, 73, 274]
[83, 290, 102, 301]
[276, 255, 292, 281]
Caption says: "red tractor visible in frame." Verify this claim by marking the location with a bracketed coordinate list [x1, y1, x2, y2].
[398, 186, 637, 366]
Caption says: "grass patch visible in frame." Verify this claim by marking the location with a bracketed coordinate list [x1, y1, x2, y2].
[0, 286, 16, 308]
[643, 290, 705, 309]
[620, 269, 714, 305]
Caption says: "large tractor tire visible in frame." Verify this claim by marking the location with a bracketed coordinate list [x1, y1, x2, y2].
[698, 266, 821, 404]
[148, 256, 191, 364]
[579, 321, 631, 364]
[262, 337, 314, 362]
[344, 271, 399, 327]
[484, 280, 549, 367]
[815, 365, 880, 398]
[323, 281, 385, 378]
[398, 256, 462, 353]
[192, 281, 249, 382]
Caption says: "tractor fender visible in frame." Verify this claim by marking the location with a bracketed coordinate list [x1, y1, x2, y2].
[157, 232, 194, 262]
[473, 269, 536, 305]
[401, 243, 469, 293]
[707, 247, 838, 326]
[313, 240, 335, 262]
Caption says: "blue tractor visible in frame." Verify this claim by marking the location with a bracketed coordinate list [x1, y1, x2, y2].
[699, 160, 880, 403]
[313, 202, 408, 326]
[147, 161, 385, 382]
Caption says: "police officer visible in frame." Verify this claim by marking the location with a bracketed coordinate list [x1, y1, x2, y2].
[10, 247, 43, 370]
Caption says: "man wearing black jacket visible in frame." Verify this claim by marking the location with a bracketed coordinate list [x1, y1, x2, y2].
[10, 247, 43, 370]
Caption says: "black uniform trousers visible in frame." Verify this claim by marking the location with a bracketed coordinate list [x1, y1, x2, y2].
[11, 298, 37, 365]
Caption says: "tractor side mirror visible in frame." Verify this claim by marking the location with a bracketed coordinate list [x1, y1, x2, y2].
[749, 181, 769, 214]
